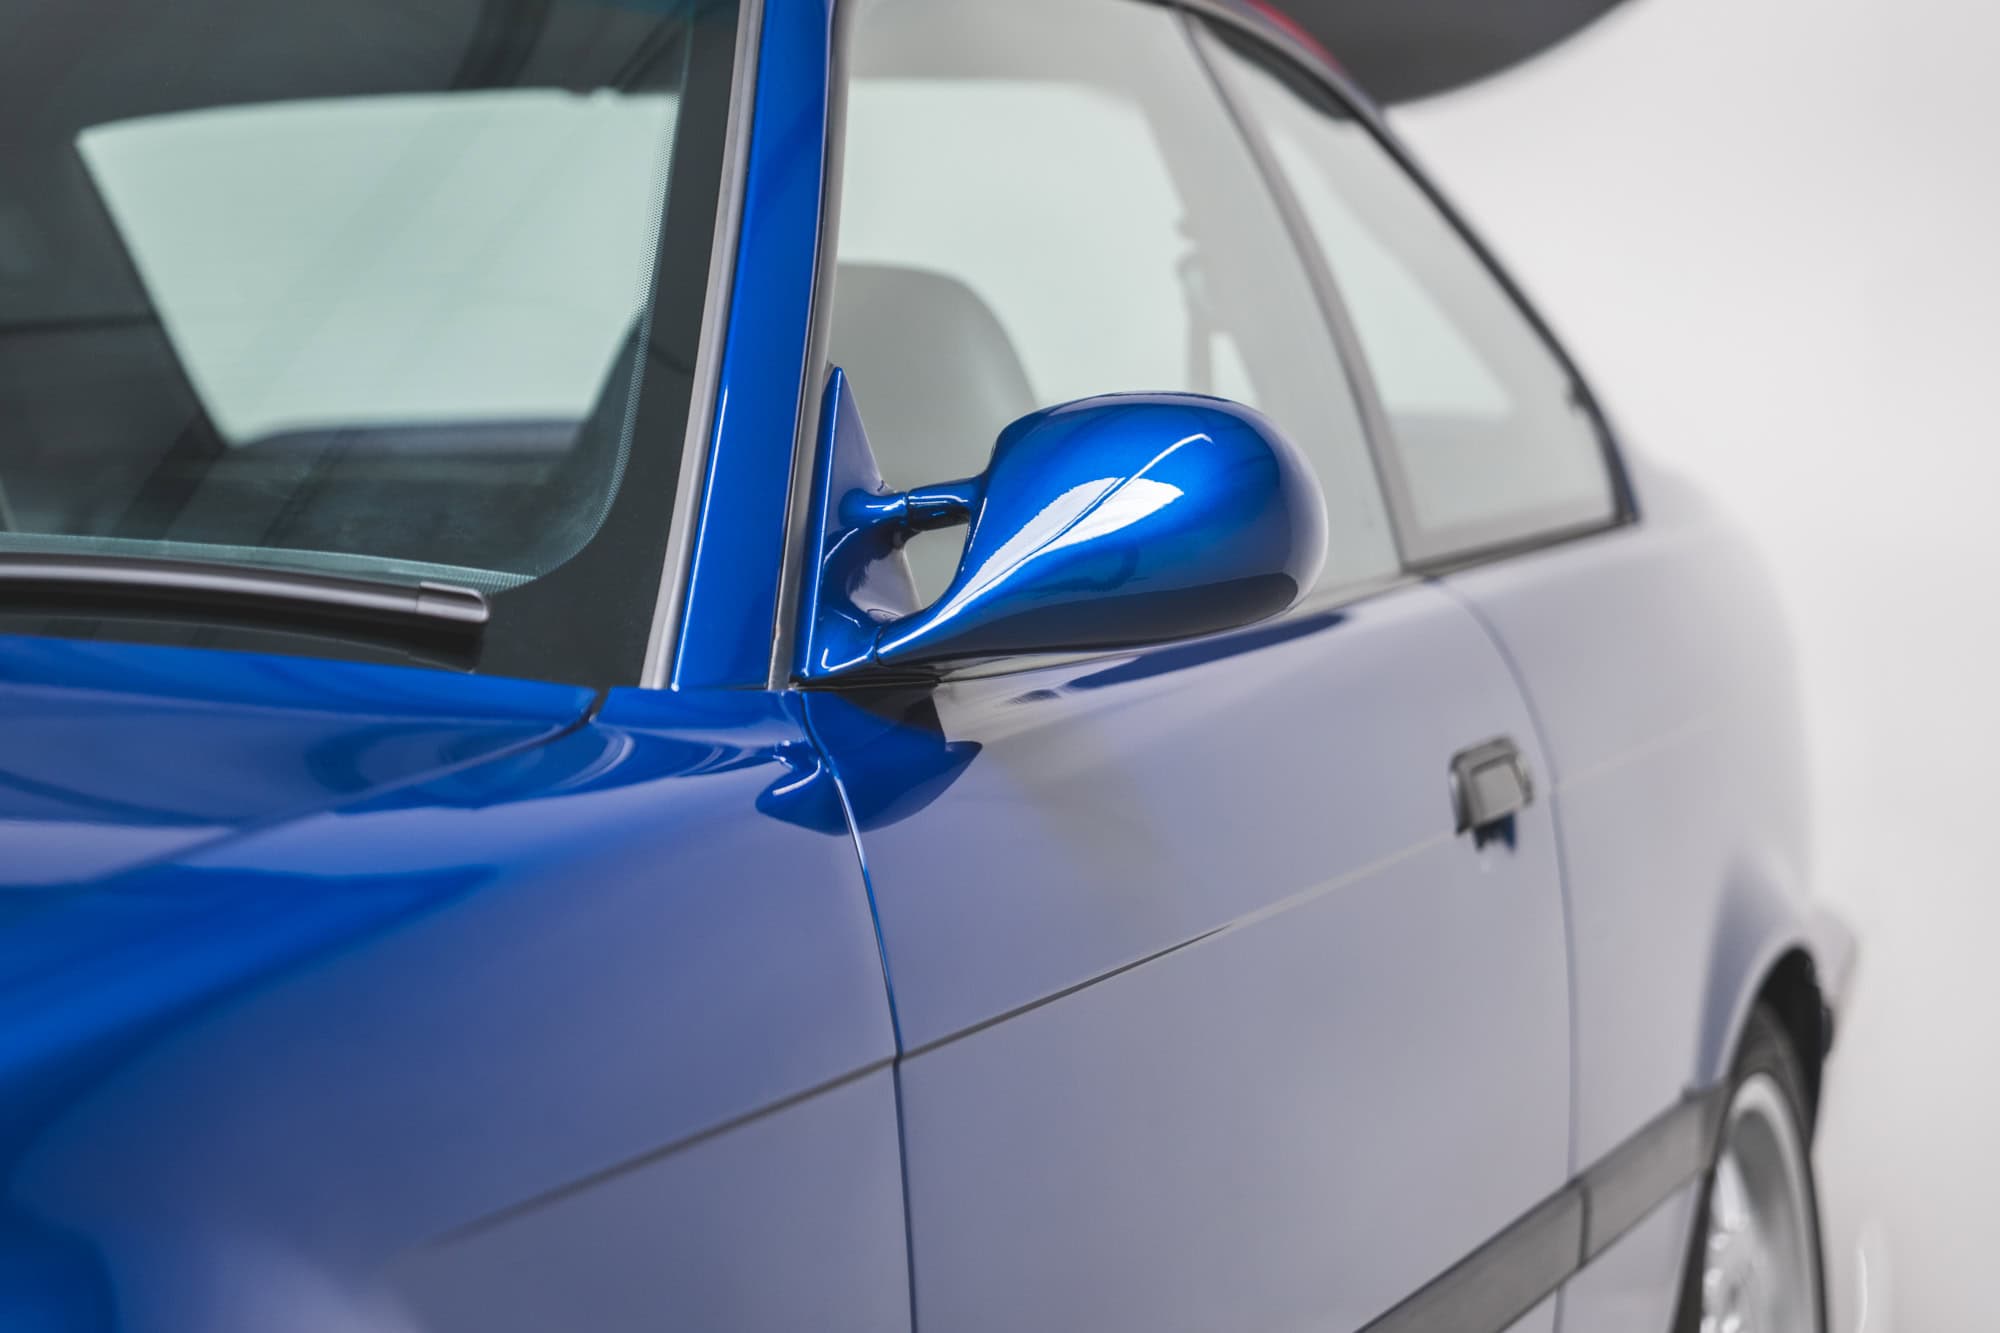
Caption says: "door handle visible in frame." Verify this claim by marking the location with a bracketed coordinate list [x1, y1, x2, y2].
[1450, 737, 1534, 839]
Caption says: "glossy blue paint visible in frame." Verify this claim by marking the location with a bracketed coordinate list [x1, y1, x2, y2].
[671, 0, 834, 689]
[0, 635, 593, 891]
[807, 581, 1573, 1332]
[0, 3, 1856, 1330]
[793, 368, 922, 678]
[393, 1066, 909, 1333]
[0, 647, 904, 1330]
[798, 379, 1328, 679]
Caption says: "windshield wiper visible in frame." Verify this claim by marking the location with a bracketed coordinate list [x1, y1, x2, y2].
[0, 552, 488, 642]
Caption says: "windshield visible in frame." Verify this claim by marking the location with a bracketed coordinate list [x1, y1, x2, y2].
[0, 0, 742, 685]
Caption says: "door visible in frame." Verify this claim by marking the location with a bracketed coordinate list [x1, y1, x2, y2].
[1194, 20, 1774, 1325]
[805, 2, 1572, 1329]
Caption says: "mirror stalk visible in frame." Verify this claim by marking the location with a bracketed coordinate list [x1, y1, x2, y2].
[796, 369, 1327, 683]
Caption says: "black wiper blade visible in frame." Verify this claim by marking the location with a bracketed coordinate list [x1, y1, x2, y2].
[0, 552, 488, 636]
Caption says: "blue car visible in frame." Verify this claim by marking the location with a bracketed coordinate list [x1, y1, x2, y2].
[2, 1, 1854, 1330]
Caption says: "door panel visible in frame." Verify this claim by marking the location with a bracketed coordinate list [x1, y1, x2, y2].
[1192, 9, 1795, 1208]
[811, 583, 1571, 1332]
[1440, 480, 1810, 1168]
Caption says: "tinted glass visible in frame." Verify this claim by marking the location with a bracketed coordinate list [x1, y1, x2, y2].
[834, 0, 1397, 603]
[0, 0, 741, 685]
[1203, 26, 1617, 558]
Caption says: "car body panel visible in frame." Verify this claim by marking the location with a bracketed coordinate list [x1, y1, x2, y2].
[0, 636, 593, 891]
[809, 580, 1572, 1333]
[389, 1066, 910, 1333]
[1, 668, 902, 1330]
[1441, 453, 1813, 1169]
[0, 1, 1851, 1330]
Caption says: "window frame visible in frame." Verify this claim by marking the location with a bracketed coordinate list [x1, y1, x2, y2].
[640, 0, 768, 687]
[1185, 4, 1637, 571]
[762, 0, 1634, 688]
[766, 0, 856, 689]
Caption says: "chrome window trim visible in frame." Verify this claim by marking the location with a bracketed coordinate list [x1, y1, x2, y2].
[639, 0, 766, 689]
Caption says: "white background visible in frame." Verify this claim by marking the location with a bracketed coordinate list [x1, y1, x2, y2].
[1395, 0, 1997, 1327]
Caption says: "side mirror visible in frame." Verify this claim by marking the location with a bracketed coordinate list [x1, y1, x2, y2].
[796, 370, 1327, 680]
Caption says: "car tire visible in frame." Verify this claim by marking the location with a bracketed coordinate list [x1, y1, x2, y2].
[1672, 1003, 1827, 1333]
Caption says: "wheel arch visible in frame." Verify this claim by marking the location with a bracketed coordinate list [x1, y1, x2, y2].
[1694, 861, 1854, 1136]
[1750, 947, 1829, 1127]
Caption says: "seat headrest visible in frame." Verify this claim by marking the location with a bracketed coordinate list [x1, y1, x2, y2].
[827, 262, 1039, 487]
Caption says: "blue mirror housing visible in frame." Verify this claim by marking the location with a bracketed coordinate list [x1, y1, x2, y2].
[795, 370, 1327, 680]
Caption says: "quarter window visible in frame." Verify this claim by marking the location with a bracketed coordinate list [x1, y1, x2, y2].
[1201, 26, 1619, 560]
[833, 0, 1397, 602]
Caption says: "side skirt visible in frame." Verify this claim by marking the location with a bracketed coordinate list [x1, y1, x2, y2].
[1362, 1086, 1725, 1333]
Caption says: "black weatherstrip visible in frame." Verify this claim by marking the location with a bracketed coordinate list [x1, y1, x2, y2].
[1357, 1083, 1729, 1333]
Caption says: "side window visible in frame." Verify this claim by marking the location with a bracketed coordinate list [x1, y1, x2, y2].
[833, 0, 1396, 603]
[1201, 26, 1619, 560]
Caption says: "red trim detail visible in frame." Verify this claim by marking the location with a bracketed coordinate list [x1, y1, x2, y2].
[1239, 0, 1343, 72]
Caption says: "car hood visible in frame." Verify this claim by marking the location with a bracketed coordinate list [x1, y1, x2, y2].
[0, 634, 594, 1153]
[0, 649, 905, 1324]
[0, 635, 593, 892]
